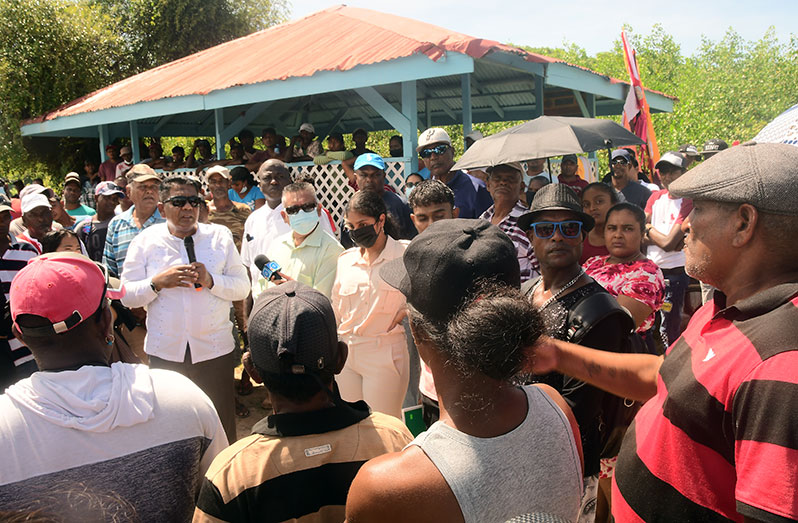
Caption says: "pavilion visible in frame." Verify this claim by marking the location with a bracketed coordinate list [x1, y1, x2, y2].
[20, 5, 674, 176]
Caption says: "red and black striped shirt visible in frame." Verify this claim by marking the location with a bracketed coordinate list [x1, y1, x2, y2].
[613, 283, 798, 522]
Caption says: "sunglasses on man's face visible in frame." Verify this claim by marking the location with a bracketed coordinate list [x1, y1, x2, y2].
[165, 195, 203, 208]
[419, 144, 449, 159]
[285, 202, 317, 215]
[611, 158, 629, 166]
[528, 220, 583, 239]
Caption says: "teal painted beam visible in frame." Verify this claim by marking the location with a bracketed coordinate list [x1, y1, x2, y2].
[534, 77, 544, 117]
[354, 86, 409, 133]
[21, 95, 205, 136]
[585, 93, 596, 118]
[643, 90, 674, 113]
[214, 108, 225, 159]
[153, 114, 174, 134]
[546, 63, 626, 100]
[481, 52, 545, 78]
[203, 52, 474, 110]
[572, 90, 590, 118]
[461, 73, 472, 146]
[98, 125, 109, 160]
[401, 80, 418, 174]
[129, 121, 140, 163]
[219, 101, 273, 145]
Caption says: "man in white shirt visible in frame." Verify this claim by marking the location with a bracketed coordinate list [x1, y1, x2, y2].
[257, 181, 343, 300]
[240, 159, 333, 298]
[121, 175, 250, 443]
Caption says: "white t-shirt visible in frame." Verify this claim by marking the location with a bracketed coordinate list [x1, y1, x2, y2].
[0, 364, 227, 521]
[645, 189, 693, 270]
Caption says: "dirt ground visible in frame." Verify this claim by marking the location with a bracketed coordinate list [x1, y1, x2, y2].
[233, 365, 271, 441]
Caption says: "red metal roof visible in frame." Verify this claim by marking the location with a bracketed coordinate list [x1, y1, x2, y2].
[24, 5, 669, 125]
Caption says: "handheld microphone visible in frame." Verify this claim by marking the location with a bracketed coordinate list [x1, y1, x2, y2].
[183, 236, 202, 290]
[254, 254, 283, 281]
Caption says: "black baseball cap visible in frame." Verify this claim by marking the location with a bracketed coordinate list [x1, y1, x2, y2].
[248, 281, 339, 376]
[517, 183, 595, 232]
[700, 139, 728, 157]
[380, 219, 520, 323]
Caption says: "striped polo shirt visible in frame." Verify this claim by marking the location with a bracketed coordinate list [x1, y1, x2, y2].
[193, 398, 412, 522]
[1, 240, 38, 368]
[613, 283, 798, 522]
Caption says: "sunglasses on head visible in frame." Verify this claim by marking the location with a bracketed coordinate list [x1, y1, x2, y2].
[285, 202, 317, 215]
[611, 158, 629, 166]
[528, 220, 583, 239]
[165, 195, 203, 208]
[419, 144, 449, 158]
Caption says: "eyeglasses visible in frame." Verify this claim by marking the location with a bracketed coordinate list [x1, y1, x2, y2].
[165, 196, 203, 208]
[528, 221, 583, 239]
[419, 144, 449, 158]
[611, 158, 629, 166]
[406, 182, 418, 189]
[285, 202, 317, 215]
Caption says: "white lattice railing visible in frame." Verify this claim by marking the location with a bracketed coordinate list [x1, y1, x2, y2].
[161, 156, 599, 236]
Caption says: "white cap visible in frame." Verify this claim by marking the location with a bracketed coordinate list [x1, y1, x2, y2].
[465, 130, 484, 142]
[19, 184, 48, 200]
[64, 172, 81, 186]
[21, 193, 51, 214]
[205, 165, 231, 180]
[299, 123, 315, 134]
[417, 128, 452, 152]
[655, 151, 687, 170]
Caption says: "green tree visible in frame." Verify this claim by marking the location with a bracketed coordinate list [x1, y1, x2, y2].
[0, 0, 125, 179]
[92, 0, 288, 72]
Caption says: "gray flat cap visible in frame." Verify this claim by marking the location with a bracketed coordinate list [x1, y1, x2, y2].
[669, 141, 798, 215]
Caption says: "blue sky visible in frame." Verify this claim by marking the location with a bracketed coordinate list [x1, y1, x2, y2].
[289, 1, 797, 55]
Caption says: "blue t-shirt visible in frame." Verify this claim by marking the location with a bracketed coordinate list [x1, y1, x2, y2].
[228, 186, 265, 211]
[445, 170, 493, 219]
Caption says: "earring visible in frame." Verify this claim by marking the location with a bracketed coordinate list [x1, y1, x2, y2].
[105, 334, 115, 346]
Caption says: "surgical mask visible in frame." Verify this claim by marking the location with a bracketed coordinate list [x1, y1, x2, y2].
[350, 224, 378, 248]
[288, 209, 319, 236]
[404, 186, 415, 199]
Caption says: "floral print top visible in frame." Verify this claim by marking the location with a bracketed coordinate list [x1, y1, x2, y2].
[583, 255, 665, 332]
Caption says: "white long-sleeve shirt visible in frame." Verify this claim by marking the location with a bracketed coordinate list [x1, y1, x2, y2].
[121, 222, 250, 363]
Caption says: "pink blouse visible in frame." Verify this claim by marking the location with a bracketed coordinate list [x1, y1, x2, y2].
[583, 255, 665, 332]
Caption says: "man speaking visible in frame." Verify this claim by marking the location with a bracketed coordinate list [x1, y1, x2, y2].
[121, 175, 250, 443]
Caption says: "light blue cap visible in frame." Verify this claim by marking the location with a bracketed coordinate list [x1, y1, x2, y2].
[354, 153, 386, 171]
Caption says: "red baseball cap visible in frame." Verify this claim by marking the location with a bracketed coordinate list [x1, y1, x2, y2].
[11, 252, 124, 337]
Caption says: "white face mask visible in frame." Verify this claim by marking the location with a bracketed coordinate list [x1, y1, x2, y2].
[288, 208, 319, 235]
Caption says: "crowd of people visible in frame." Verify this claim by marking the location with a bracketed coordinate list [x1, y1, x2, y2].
[0, 123, 796, 523]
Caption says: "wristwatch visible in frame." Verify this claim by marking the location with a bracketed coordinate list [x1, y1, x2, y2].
[150, 281, 159, 294]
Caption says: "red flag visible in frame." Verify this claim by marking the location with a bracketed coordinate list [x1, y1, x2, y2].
[621, 31, 660, 176]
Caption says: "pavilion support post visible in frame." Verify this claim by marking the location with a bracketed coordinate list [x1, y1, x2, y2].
[354, 84, 415, 175]
[586, 93, 598, 181]
[98, 125, 109, 162]
[425, 98, 431, 130]
[129, 121, 140, 163]
[533, 76, 545, 118]
[401, 80, 418, 174]
[461, 73, 472, 147]
[218, 101, 273, 146]
[214, 109, 225, 159]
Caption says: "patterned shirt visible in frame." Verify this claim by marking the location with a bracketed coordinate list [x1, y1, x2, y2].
[480, 201, 539, 282]
[613, 285, 798, 522]
[79, 178, 100, 209]
[103, 206, 164, 277]
[583, 255, 665, 332]
[208, 201, 251, 250]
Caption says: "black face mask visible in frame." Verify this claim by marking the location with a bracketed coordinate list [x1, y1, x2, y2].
[389, 148, 403, 158]
[350, 224, 378, 248]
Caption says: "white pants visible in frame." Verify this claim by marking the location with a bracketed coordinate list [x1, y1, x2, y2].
[337, 333, 409, 419]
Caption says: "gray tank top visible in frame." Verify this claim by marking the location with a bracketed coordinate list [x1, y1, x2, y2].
[410, 385, 583, 523]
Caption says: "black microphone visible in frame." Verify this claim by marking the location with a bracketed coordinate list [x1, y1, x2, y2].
[254, 254, 283, 281]
[183, 236, 202, 289]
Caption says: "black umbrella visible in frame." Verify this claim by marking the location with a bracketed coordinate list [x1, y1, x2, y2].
[453, 115, 645, 171]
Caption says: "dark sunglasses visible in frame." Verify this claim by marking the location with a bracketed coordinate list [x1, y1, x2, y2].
[529, 220, 583, 239]
[285, 202, 317, 215]
[165, 195, 203, 208]
[611, 158, 629, 166]
[419, 144, 449, 158]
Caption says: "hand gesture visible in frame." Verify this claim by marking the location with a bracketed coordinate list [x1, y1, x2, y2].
[525, 335, 558, 375]
[151, 265, 198, 290]
[387, 307, 407, 332]
[190, 262, 214, 288]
